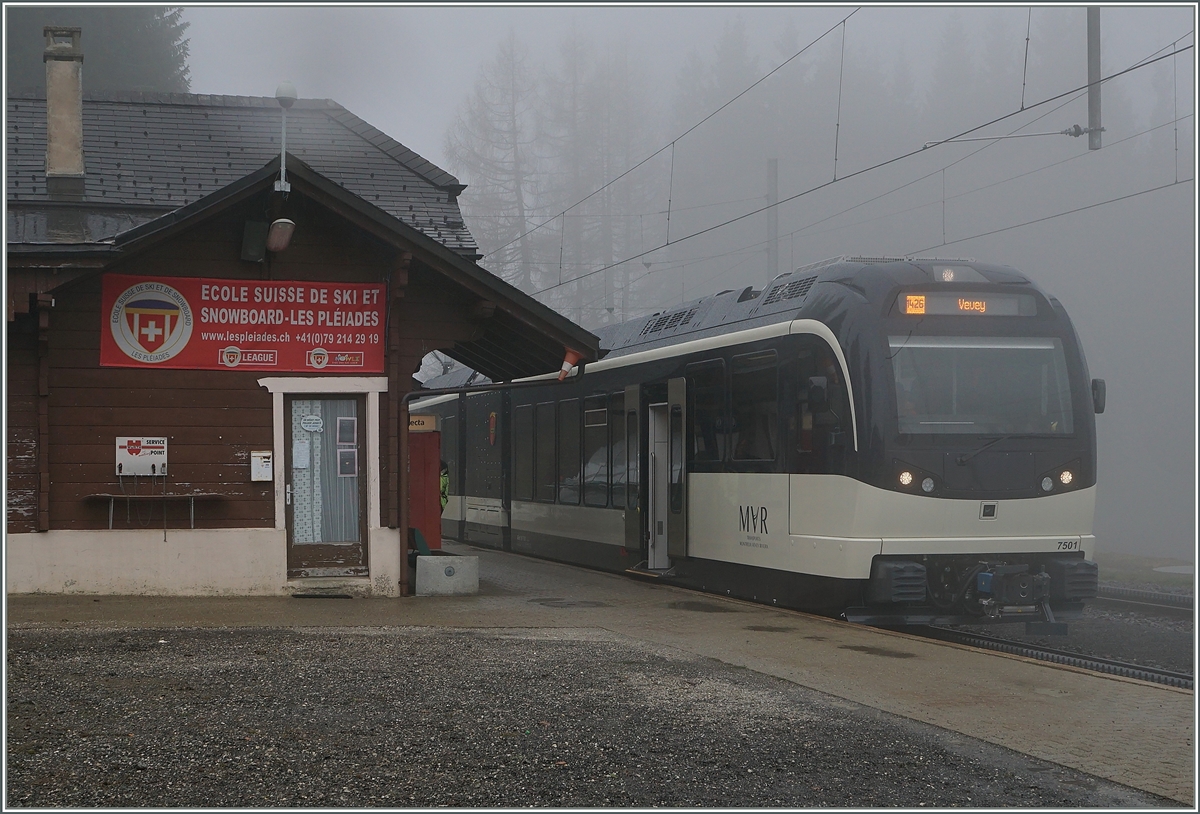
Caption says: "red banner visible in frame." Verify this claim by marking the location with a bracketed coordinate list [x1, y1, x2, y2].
[99, 274, 387, 372]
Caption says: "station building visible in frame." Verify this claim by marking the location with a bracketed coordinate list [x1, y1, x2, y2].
[5, 28, 597, 596]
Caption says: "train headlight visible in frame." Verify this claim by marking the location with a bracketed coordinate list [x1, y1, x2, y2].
[1041, 476, 1054, 492]
[899, 471, 913, 486]
[1059, 470, 1074, 485]
[921, 477, 935, 493]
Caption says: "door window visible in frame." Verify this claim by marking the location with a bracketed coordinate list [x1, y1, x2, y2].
[290, 398, 360, 543]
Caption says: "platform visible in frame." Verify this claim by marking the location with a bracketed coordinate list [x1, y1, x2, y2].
[6, 541, 1193, 805]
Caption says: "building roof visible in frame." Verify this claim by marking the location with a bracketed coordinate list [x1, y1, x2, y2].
[6, 91, 477, 254]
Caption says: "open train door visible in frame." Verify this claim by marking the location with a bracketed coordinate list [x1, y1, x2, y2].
[666, 377, 688, 560]
[624, 384, 644, 559]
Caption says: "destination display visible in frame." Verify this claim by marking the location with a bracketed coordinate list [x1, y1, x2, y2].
[899, 291, 1036, 317]
[99, 273, 387, 371]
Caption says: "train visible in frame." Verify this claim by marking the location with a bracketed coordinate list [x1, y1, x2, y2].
[414, 256, 1104, 630]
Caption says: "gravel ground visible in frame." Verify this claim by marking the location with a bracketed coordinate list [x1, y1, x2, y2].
[6, 626, 1173, 808]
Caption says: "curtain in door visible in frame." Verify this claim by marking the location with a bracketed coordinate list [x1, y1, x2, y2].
[290, 398, 360, 543]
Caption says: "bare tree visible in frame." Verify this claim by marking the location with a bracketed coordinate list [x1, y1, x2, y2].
[444, 31, 543, 292]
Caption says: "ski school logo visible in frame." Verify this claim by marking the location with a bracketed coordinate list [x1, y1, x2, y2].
[221, 346, 242, 367]
[109, 282, 193, 363]
[308, 348, 329, 369]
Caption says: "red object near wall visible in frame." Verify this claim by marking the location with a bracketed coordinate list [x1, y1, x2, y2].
[408, 430, 442, 550]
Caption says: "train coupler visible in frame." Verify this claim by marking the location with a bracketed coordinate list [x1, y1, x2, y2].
[975, 564, 1051, 606]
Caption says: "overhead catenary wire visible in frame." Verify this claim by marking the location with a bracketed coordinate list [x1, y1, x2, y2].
[569, 93, 1194, 321]
[907, 177, 1193, 255]
[528, 44, 1193, 299]
[463, 194, 769, 220]
[574, 174, 1193, 322]
[481, 7, 862, 261]
[548, 30, 1197, 317]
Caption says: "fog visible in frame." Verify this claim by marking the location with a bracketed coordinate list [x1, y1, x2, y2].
[181, 5, 1195, 562]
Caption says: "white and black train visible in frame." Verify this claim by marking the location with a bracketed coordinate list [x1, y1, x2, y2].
[416, 257, 1104, 629]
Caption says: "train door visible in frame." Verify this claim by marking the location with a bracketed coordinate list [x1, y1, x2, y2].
[642, 377, 688, 570]
[648, 403, 670, 569]
[623, 384, 643, 558]
[463, 391, 507, 550]
[666, 377, 688, 558]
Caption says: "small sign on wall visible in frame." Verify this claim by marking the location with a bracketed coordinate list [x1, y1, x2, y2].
[251, 450, 273, 481]
[409, 414, 439, 432]
[116, 436, 168, 476]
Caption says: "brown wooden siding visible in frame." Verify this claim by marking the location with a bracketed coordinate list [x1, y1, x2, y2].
[18, 196, 500, 535]
[46, 275, 276, 530]
[41, 198, 403, 532]
[7, 314, 40, 533]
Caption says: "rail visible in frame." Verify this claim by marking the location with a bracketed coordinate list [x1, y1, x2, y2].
[919, 626, 1193, 690]
[1096, 585, 1193, 610]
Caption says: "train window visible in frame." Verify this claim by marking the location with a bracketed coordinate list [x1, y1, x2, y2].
[889, 336, 1074, 435]
[558, 399, 581, 505]
[731, 350, 778, 461]
[685, 359, 726, 462]
[610, 393, 625, 509]
[442, 413, 458, 495]
[583, 396, 608, 507]
[669, 404, 683, 514]
[626, 409, 639, 511]
[792, 339, 850, 474]
[535, 402, 556, 502]
[512, 405, 533, 501]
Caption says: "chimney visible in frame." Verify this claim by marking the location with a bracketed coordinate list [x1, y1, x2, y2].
[43, 26, 84, 197]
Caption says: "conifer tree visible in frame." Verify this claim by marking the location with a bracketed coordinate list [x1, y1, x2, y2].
[6, 6, 190, 93]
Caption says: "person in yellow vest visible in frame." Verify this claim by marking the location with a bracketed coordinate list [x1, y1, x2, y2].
[439, 460, 449, 513]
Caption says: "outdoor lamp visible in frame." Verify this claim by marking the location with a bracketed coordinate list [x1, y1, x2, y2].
[266, 218, 295, 252]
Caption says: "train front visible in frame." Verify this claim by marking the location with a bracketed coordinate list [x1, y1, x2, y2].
[841, 260, 1102, 631]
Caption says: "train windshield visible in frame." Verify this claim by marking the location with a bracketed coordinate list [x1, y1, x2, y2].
[889, 336, 1074, 435]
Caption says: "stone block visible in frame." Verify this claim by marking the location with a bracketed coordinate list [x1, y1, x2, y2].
[416, 555, 478, 596]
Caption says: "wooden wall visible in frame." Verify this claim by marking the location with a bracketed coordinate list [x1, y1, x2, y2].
[6, 313, 39, 533]
[7, 192, 497, 534]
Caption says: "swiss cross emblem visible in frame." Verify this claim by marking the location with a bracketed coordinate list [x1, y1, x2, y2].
[110, 282, 193, 363]
[124, 300, 180, 353]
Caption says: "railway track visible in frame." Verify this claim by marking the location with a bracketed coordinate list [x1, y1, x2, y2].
[628, 563, 1194, 687]
[914, 586, 1193, 690]
[1094, 585, 1193, 616]
[919, 625, 1193, 690]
